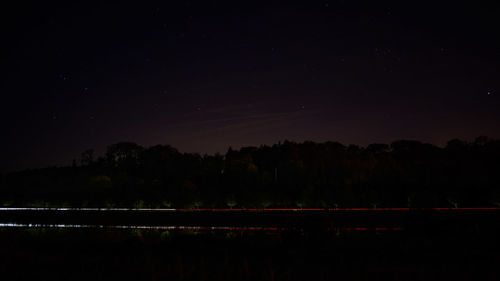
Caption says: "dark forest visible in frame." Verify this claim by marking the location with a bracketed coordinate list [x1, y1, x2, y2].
[2, 136, 499, 208]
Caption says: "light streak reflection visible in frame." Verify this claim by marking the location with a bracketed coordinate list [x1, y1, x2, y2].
[0, 223, 402, 231]
[0, 207, 498, 212]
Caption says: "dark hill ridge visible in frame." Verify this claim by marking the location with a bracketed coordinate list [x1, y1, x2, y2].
[1, 137, 499, 208]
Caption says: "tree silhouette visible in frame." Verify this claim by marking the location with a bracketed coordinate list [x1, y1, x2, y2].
[1, 137, 499, 208]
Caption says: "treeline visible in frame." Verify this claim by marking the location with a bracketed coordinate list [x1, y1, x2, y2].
[1, 136, 500, 208]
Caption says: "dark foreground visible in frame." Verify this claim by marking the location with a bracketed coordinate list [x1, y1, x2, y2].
[1, 216, 500, 281]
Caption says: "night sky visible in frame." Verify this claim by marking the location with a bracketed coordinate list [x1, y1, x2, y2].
[1, 1, 499, 171]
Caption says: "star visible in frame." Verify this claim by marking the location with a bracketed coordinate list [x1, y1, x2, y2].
[58, 73, 70, 81]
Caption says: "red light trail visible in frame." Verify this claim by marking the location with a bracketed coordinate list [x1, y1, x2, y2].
[171, 207, 500, 212]
[1, 207, 499, 212]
